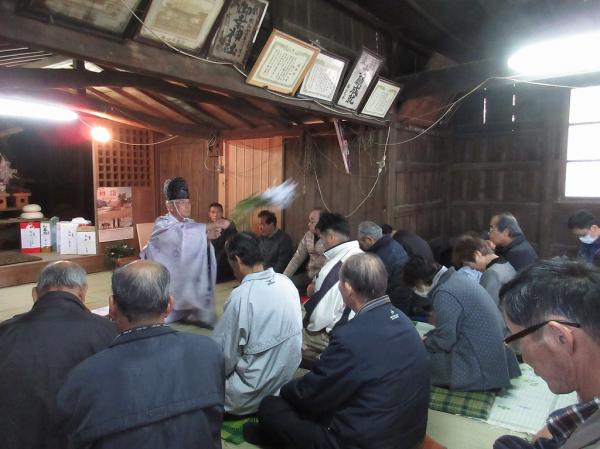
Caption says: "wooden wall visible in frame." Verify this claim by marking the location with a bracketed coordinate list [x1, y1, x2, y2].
[155, 136, 219, 224]
[447, 84, 600, 258]
[283, 131, 389, 244]
[386, 125, 449, 252]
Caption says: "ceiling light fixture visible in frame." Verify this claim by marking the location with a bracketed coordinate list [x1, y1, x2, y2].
[91, 126, 111, 143]
[0, 97, 78, 122]
[508, 30, 600, 77]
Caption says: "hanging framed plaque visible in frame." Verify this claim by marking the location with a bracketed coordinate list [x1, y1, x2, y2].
[21, 0, 142, 36]
[361, 77, 402, 118]
[246, 29, 319, 95]
[137, 0, 225, 52]
[207, 0, 268, 68]
[298, 51, 348, 103]
[336, 47, 384, 111]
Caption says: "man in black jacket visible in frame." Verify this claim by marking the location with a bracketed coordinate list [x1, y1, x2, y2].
[246, 253, 430, 449]
[57, 260, 225, 449]
[0, 261, 117, 449]
[358, 221, 409, 309]
[489, 213, 538, 271]
[257, 209, 294, 273]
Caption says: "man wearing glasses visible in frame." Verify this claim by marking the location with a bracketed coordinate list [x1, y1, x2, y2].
[494, 259, 600, 449]
[142, 177, 229, 327]
[488, 213, 538, 271]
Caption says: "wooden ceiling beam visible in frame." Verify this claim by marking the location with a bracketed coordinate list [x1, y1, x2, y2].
[0, 68, 290, 126]
[4, 88, 216, 137]
[138, 89, 228, 129]
[0, 5, 386, 128]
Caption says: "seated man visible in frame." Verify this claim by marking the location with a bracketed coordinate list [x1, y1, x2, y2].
[245, 253, 430, 449]
[57, 260, 225, 449]
[208, 202, 237, 283]
[284, 207, 326, 295]
[452, 235, 516, 309]
[403, 255, 521, 391]
[495, 259, 600, 449]
[142, 177, 229, 326]
[302, 212, 362, 361]
[0, 261, 116, 449]
[257, 209, 294, 273]
[358, 220, 408, 309]
[567, 209, 600, 265]
[488, 212, 538, 271]
[212, 232, 302, 416]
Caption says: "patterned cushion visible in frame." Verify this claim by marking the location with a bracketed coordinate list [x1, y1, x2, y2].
[221, 417, 259, 445]
[429, 386, 496, 420]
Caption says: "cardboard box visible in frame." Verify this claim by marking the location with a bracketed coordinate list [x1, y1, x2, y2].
[20, 221, 41, 253]
[40, 221, 52, 252]
[77, 226, 97, 255]
[58, 221, 78, 255]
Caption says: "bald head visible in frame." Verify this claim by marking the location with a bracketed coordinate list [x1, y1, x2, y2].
[35, 261, 88, 302]
[111, 260, 170, 323]
[339, 253, 388, 306]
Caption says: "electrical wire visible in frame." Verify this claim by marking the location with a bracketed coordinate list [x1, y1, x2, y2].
[79, 117, 179, 145]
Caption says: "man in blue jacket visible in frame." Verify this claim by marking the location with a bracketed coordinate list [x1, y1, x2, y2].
[245, 253, 430, 449]
[57, 260, 225, 449]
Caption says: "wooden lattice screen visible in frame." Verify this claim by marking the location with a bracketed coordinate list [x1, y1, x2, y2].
[95, 127, 154, 188]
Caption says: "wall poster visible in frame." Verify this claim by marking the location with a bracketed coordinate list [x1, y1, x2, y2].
[97, 187, 134, 242]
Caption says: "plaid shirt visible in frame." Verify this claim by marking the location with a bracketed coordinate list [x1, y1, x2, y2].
[494, 397, 600, 449]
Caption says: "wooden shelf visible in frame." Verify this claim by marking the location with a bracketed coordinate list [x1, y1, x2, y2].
[0, 207, 21, 212]
[0, 217, 47, 225]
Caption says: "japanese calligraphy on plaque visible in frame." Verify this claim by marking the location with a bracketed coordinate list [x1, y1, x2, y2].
[298, 51, 347, 103]
[246, 29, 319, 94]
[24, 0, 141, 35]
[336, 48, 384, 111]
[361, 78, 402, 118]
[207, 0, 268, 68]
[138, 0, 225, 52]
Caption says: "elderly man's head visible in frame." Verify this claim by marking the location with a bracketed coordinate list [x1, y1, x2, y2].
[488, 213, 523, 247]
[315, 212, 350, 251]
[33, 261, 88, 303]
[568, 210, 600, 244]
[257, 210, 277, 237]
[500, 259, 600, 401]
[109, 260, 172, 330]
[357, 221, 383, 251]
[339, 253, 388, 310]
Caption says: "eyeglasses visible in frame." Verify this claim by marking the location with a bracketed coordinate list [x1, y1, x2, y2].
[504, 320, 581, 345]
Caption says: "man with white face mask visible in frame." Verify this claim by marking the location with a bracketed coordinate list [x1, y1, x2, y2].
[568, 210, 600, 266]
[141, 177, 229, 326]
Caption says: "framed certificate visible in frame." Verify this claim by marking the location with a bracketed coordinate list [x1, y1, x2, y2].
[336, 47, 384, 111]
[361, 78, 402, 118]
[21, 0, 142, 36]
[246, 29, 319, 95]
[207, 0, 269, 68]
[138, 0, 225, 52]
[298, 51, 348, 103]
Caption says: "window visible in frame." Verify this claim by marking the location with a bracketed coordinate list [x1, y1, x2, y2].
[565, 86, 600, 197]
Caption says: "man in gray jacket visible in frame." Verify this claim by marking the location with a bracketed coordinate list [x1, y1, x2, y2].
[212, 232, 302, 416]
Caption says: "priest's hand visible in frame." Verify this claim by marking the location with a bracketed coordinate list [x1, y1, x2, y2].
[206, 219, 230, 240]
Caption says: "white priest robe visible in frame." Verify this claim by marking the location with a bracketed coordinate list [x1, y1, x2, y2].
[141, 213, 217, 325]
[211, 268, 302, 415]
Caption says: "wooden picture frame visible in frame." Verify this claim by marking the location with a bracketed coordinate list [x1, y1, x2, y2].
[246, 29, 319, 95]
[137, 0, 226, 53]
[361, 77, 402, 118]
[298, 50, 348, 103]
[20, 0, 142, 36]
[336, 47, 384, 111]
[207, 0, 269, 68]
